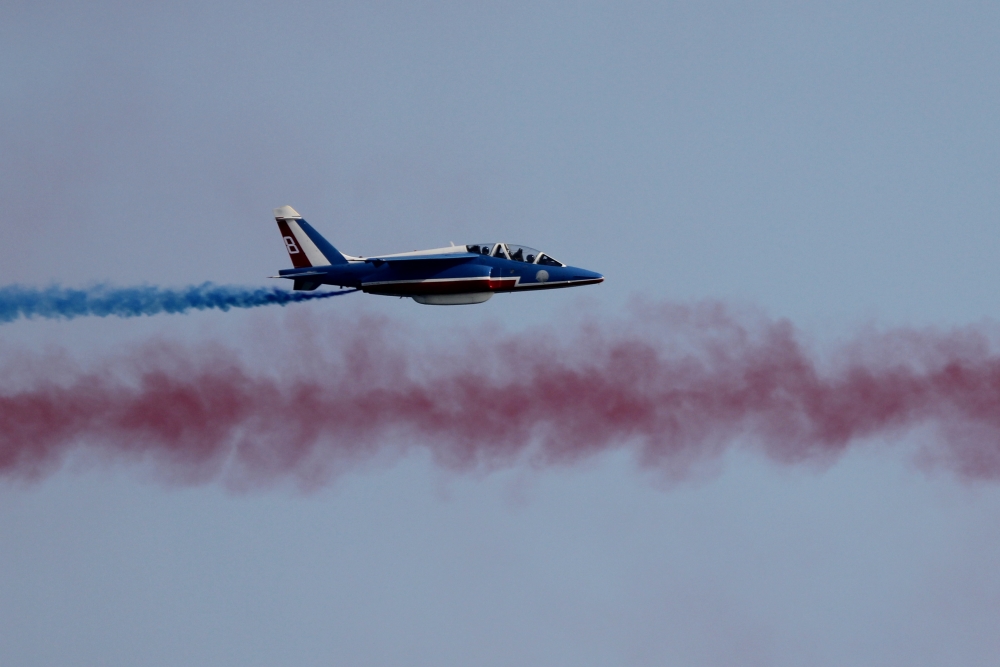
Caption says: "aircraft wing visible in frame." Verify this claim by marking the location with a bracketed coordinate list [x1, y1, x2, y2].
[366, 253, 480, 266]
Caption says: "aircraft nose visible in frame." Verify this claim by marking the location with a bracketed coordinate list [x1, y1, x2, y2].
[569, 268, 604, 283]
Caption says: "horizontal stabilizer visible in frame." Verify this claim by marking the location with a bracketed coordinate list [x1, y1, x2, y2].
[274, 269, 329, 277]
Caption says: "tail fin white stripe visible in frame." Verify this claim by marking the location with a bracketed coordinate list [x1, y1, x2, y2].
[286, 219, 330, 266]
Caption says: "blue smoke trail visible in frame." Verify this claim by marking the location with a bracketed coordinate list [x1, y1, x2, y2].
[0, 283, 358, 324]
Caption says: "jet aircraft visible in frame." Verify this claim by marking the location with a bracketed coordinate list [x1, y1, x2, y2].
[270, 206, 604, 305]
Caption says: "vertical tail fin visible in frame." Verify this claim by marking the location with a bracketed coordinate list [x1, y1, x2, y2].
[273, 206, 349, 267]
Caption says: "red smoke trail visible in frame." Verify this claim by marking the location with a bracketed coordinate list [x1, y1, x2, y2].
[2, 302, 1000, 486]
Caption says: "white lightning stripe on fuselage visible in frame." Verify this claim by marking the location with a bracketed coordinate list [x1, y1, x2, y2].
[362, 276, 514, 287]
[286, 219, 329, 267]
[512, 279, 595, 289]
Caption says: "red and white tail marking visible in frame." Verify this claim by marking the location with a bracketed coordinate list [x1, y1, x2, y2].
[274, 206, 329, 268]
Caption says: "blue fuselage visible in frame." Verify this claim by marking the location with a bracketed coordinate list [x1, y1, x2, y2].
[278, 251, 604, 297]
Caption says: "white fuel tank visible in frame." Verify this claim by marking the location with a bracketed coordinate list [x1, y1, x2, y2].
[411, 293, 493, 305]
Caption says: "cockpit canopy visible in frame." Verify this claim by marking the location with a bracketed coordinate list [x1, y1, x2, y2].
[466, 243, 565, 267]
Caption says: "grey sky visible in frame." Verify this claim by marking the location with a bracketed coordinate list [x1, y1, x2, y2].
[2, 2, 1000, 665]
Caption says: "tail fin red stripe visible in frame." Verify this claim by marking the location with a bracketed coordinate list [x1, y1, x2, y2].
[277, 219, 313, 269]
